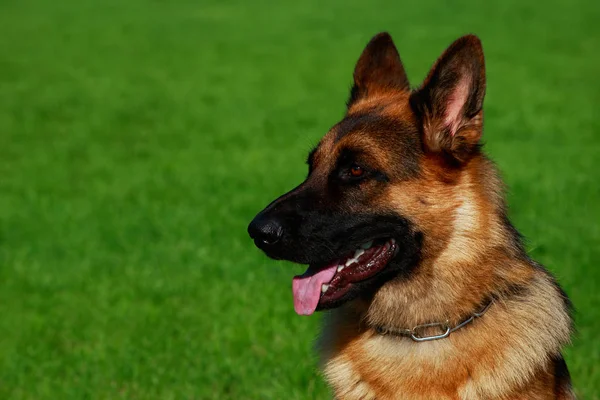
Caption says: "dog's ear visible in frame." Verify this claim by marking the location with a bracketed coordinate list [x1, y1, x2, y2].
[410, 35, 486, 163]
[347, 32, 410, 108]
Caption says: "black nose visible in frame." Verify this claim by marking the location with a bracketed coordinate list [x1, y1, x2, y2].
[248, 216, 284, 247]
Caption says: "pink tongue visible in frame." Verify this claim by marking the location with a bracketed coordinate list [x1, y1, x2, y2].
[292, 263, 338, 316]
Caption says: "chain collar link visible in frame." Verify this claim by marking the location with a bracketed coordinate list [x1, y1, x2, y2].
[374, 299, 494, 342]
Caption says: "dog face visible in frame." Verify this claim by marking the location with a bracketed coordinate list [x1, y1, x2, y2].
[248, 33, 486, 315]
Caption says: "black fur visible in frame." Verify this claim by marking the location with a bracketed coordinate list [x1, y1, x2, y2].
[251, 179, 421, 265]
[330, 111, 422, 181]
[552, 355, 573, 397]
[249, 166, 423, 307]
[347, 83, 361, 108]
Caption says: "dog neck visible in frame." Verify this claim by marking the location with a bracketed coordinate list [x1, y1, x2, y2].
[318, 266, 572, 399]
[371, 297, 494, 342]
[317, 158, 573, 397]
[359, 156, 538, 331]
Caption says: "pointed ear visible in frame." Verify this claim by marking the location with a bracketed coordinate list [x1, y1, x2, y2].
[410, 35, 486, 163]
[347, 32, 410, 107]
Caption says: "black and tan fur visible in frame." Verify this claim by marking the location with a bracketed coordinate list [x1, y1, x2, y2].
[249, 33, 574, 399]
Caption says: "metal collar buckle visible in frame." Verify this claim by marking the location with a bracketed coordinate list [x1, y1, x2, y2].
[374, 299, 494, 342]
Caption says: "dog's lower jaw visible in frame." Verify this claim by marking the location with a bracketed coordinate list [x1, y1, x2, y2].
[317, 267, 573, 400]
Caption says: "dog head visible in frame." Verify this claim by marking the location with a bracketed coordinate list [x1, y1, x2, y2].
[248, 33, 487, 315]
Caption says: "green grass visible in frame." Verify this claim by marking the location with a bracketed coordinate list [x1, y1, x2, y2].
[0, 0, 598, 398]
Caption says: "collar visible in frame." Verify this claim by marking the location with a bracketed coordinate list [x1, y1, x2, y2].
[373, 299, 494, 342]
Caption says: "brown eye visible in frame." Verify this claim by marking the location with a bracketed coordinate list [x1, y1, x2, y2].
[350, 164, 364, 177]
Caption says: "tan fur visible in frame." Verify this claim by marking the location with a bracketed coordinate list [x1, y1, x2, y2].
[270, 33, 574, 399]
[316, 158, 572, 399]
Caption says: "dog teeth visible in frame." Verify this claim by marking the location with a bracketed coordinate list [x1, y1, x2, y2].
[391, 238, 396, 245]
[353, 249, 365, 258]
[345, 257, 357, 267]
[321, 284, 329, 293]
[345, 250, 364, 266]
[361, 241, 373, 249]
[337, 265, 344, 272]
[342, 247, 369, 268]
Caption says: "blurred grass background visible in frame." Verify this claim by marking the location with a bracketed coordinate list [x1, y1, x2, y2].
[0, 0, 598, 398]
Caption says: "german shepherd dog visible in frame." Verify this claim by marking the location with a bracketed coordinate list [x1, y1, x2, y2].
[248, 33, 574, 399]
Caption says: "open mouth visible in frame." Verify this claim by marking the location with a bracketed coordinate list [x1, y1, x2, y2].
[292, 238, 398, 315]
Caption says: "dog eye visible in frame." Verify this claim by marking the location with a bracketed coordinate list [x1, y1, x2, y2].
[349, 164, 364, 178]
[350, 165, 363, 177]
